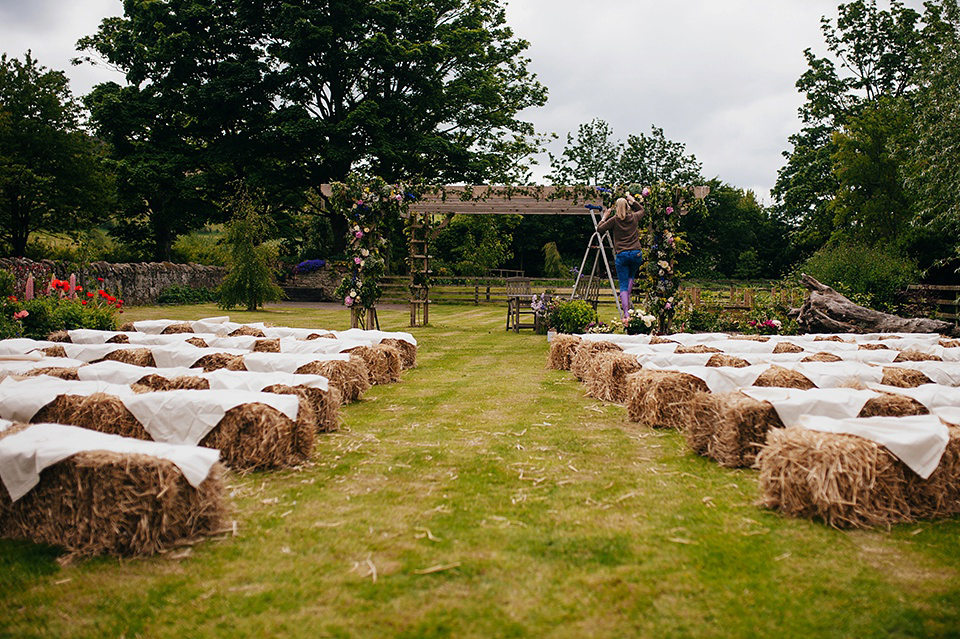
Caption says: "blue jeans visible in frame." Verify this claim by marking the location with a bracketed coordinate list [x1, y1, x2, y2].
[615, 250, 643, 292]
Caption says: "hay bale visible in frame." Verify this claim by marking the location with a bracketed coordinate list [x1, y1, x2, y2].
[106, 334, 130, 344]
[118, 322, 136, 332]
[904, 427, 960, 519]
[345, 345, 402, 385]
[753, 365, 816, 390]
[687, 392, 783, 467]
[97, 348, 157, 368]
[295, 359, 370, 404]
[71, 393, 153, 440]
[729, 335, 770, 342]
[547, 335, 582, 371]
[772, 342, 804, 354]
[200, 403, 313, 470]
[880, 367, 933, 388]
[625, 370, 709, 429]
[705, 354, 751, 368]
[893, 350, 943, 363]
[756, 428, 912, 528]
[570, 341, 623, 381]
[47, 331, 71, 343]
[253, 339, 281, 353]
[0, 442, 227, 557]
[161, 323, 195, 335]
[263, 384, 341, 433]
[25, 366, 80, 381]
[31, 395, 81, 425]
[185, 337, 208, 348]
[675, 345, 722, 354]
[132, 374, 211, 393]
[858, 343, 889, 351]
[648, 336, 678, 345]
[857, 393, 929, 418]
[583, 352, 643, 403]
[305, 333, 338, 340]
[814, 335, 848, 343]
[801, 352, 843, 363]
[229, 326, 266, 338]
[382, 338, 418, 369]
[194, 353, 247, 372]
[940, 339, 960, 349]
[42, 345, 68, 358]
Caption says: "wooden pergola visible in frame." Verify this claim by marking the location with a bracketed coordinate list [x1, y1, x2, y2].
[320, 185, 610, 326]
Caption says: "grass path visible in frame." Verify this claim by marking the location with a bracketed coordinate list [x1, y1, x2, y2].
[1, 303, 959, 638]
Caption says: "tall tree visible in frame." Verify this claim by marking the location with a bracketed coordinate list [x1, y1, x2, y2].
[0, 53, 112, 256]
[616, 126, 703, 185]
[79, 0, 548, 258]
[547, 118, 621, 186]
[773, 0, 934, 254]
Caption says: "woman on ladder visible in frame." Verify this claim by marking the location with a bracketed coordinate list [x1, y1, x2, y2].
[597, 192, 644, 323]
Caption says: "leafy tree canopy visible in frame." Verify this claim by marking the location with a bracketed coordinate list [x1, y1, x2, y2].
[0, 52, 113, 256]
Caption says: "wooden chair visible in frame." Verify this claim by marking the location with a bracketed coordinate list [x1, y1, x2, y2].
[571, 274, 602, 312]
[505, 277, 536, 332]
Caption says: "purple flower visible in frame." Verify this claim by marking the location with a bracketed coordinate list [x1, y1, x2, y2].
[642, 188, 651, 197]
[354, 257, 362, 265]
[355, 231, 364, 239]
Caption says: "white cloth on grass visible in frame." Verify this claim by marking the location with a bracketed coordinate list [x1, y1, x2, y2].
[796, 414, 949, 479]
[0, 422, 220, 502]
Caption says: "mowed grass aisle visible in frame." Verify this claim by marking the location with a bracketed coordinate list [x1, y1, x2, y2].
[2, 303, 959, 639]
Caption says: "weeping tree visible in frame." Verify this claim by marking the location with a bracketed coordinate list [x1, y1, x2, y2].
[218, 190, 284, 311]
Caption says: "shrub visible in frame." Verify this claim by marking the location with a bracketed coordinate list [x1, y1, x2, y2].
[218, 196, 284, 311]
[157, 284, 219, 306]
[0, 275, 121, 339]
[549, 299, 598, 334]
[171, 230, 228, 266]
[798, 243, 918, 311]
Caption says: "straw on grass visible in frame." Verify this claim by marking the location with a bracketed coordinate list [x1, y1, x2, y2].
[773, 342, 804, 354]
[229, 326, 266, 338]
[625, 370, 709, 429]
[753, 365, 816, 390]
[0, 424, 227, 558]
[344, 345, 402, 385]
[295, 359, 370, 404]
[801, 352, 843, 363]
[893, 350, 943, 363]
[675, 345, 722, 355]
[687, 392, 783, 467]
[382, 338, 418, 369]
[705, 354, 751, 368]
[547, 335, 581, 371]
[583, 352, 643, 403]
[880, 367, 933, 388]
[757, 427, 913, 528]
[161, 323, 195, 335]
[570, 341, 623, 381]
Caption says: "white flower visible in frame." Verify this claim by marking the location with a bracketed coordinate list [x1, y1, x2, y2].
[658, 260, 669, 269]
[361, 248, 370, 257]
[350, 290, 357, 297]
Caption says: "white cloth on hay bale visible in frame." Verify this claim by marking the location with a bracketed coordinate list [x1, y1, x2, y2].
[241, 351, 350, 374]
[741, 387, 880, 428]
[796, 414, 949, 479]
[864, 383, 960, 410]
[0, 421, 220, 502]
[77, 360, 197, 384]
[202, 368, 329, 392]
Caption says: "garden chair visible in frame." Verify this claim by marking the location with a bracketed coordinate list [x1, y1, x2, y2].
[505, 277, 536, 332]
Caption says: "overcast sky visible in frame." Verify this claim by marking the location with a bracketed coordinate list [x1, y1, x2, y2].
[0, 0, 928, 201]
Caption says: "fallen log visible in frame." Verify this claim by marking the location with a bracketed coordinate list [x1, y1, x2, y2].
[796, 275, 960, 337]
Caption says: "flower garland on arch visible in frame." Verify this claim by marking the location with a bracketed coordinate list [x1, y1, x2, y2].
[330, 174, 417, 310]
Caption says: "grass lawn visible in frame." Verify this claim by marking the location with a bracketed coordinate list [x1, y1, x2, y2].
[2, 303, 958, 639]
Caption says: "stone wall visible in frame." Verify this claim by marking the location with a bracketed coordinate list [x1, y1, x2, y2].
[0, 258, 225, 306]
[281, 266, 348, 303]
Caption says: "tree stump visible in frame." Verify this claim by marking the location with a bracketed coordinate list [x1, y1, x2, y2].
[796, 275, 959, 337]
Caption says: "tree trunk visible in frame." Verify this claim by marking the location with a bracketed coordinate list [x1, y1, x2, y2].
[796, 274, 959, 337]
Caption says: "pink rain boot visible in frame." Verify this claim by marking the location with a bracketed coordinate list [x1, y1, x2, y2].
[619, 291, 630, 323]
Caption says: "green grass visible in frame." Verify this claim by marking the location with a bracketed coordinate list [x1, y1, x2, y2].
[2, 303, 959, 638]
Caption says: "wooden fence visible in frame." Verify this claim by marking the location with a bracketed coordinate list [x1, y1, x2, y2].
[379, 277, 806, 310]
[907, 284, 960, 323]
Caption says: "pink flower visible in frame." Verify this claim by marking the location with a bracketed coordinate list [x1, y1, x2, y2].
[355, 231, 364, 239]
[13, 310, 28, 320]
[354, 257, 362, 265]
[642, 188, 650, 197]
[666, 207, 674, 214]
[344, 296, 354, 307]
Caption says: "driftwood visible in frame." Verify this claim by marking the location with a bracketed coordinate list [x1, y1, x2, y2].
[796, 275, 960, 337]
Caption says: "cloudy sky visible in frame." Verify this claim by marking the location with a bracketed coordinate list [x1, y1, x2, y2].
[0, 0, 928, 201]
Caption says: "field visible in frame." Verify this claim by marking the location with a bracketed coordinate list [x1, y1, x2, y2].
[2, 303, 959, 639]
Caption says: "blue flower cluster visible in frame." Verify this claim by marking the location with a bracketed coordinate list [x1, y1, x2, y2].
[294, 259, 326, 274]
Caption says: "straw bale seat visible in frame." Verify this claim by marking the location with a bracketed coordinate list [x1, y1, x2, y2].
[583, 352, 643, 403]
[547, 335, 582, 371]
[570, 341, 622, 381]
[625, 370, 709, 429]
